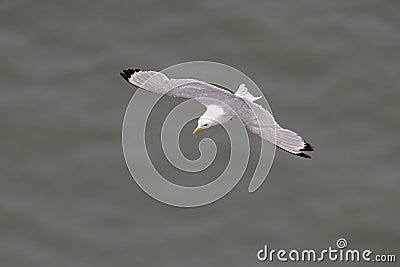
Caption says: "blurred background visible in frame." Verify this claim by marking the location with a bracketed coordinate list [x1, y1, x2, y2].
[1, 0, 399, 266]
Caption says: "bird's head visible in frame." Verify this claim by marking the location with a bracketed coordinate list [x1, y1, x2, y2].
[193, 117, 217, 134]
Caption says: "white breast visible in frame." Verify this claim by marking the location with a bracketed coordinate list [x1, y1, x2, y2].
[202, 105, 233, 125]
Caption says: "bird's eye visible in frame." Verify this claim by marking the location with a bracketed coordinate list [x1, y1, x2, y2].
[203, 124, 208, 127]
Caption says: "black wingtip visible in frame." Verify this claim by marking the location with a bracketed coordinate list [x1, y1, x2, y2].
[120, 68, 141, 82]
[296, 152, 312, 159]
[300, 142, 314, 152]
[120, 72, 128, 81]
[276, 146, 313, 159]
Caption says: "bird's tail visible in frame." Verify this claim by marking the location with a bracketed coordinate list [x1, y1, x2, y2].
[275, 128, 314, 158]
[235, 84, 262, 102]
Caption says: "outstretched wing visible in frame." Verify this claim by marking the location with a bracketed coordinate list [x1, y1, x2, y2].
[120, 68, 235, 107]
[236, 99, 314, 158]
[120, 69, 313, 158]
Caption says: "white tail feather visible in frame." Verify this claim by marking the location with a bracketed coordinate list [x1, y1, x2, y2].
[235, 84, 262, 102]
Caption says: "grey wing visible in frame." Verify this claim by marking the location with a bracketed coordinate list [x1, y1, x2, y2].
[233, 99, 314, 158]
[120, 69, 171, 94]
[120, 68, 236, 107]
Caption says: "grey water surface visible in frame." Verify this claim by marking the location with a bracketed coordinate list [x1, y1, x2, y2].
[1, 0, 399, 266]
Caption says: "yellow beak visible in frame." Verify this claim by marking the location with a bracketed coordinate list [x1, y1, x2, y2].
[193, 127, 201, 134]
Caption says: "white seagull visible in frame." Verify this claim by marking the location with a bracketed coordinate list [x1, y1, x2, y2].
[120, 69, 314, 158]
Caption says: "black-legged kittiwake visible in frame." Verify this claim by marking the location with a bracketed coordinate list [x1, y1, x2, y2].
[120, 68, 314, 158]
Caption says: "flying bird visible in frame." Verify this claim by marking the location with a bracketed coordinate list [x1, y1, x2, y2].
[120, 69, 314, 158]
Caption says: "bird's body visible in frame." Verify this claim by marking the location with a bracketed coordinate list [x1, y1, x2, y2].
[200, 104, 233, 125]
[120, 68, 314, 158]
